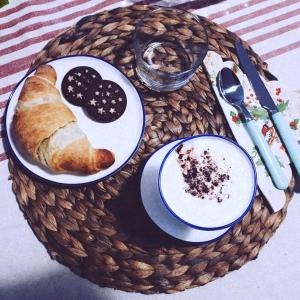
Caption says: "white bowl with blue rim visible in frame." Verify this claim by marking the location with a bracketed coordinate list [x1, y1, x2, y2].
[140, 138, 231, 243]
[158, 134, 257, 231]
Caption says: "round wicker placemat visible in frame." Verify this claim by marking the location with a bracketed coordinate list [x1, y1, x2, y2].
[8, 4, 295, 294]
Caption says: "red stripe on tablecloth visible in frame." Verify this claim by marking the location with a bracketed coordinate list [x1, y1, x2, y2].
[207, 0, 267, 20]
[0, 0, 121, 44]
[0, 84, 17, 96]
[0, 53, 37, 80]
[247, 20, 300, 44]
[0, 0, 57, 19]
[0, 28, 65, 57]
[221, 0, 299, 27]
[0, 0, 90, 30]
[261, 39, 300, 60]
[235, 7, 300, 36]
[0, 152, 8, 162]
[0, 101, 8, 109]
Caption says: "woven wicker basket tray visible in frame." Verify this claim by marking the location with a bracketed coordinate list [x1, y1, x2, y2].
[8, 4, 295, 294]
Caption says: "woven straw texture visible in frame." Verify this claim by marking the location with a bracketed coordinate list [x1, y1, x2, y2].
[8, 4, 295, 294]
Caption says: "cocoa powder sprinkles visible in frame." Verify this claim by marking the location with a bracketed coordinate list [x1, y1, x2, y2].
[176, 144, 231, 203]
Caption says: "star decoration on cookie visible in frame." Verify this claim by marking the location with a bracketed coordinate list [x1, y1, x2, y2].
[63, 68, 128, 123]
[90, 99, 97, 106]
[62, 66, 103, 106]
[98, 107, 105, 114]
[85, 79, 127, 122]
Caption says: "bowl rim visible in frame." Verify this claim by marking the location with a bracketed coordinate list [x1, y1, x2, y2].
[157, 134, 257, 231]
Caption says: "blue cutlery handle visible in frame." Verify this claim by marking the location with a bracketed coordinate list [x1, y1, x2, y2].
[246, 120, 289, 190]
[272, 112, 300, 175]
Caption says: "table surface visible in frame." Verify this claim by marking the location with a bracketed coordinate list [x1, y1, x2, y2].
[1, 0, 300, 299]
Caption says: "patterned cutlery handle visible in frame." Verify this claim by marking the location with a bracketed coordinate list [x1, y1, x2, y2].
[246, 120, 289, 190]
[272, 112, 300, 175]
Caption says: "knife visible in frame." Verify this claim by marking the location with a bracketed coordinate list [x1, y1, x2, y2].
[236, 41, 300, 176]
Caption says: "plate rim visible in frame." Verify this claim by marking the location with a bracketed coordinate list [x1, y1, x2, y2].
[158, 134, 257, 231]
[139, 138, 232, 243]
[4, 54, 145, 187]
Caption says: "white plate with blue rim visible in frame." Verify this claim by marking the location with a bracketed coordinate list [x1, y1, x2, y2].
[5, 55, 145, 186]
[140, 139, 232, 243]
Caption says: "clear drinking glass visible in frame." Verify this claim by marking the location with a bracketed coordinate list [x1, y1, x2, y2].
[134, 7, 208, 92]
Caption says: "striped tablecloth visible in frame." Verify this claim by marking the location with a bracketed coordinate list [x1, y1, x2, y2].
[1, 1, 300, 299]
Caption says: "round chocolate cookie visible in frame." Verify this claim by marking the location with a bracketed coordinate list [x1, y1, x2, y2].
[85, 80, 127, 123]
[61, 66, 102, 106]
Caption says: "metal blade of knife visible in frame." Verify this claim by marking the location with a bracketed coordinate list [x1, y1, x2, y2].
[235, 41, 278, 114]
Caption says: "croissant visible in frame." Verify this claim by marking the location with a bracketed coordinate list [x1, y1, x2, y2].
[13, 64, 115, 174]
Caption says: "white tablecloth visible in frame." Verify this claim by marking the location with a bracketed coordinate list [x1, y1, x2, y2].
[1, 0, 300, 299]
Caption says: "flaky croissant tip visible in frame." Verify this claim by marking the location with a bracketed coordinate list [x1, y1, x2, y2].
[35, 64, 57, 84]
[96, 149, 115, 170]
